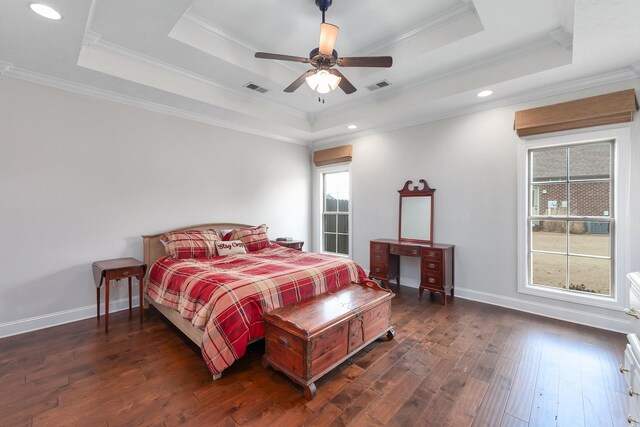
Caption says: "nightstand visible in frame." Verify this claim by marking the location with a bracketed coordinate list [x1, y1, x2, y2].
[272, 240, 304, 251]
[92, 257, 147, 333]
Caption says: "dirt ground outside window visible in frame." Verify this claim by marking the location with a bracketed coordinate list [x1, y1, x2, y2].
[531, 231, 611, 295]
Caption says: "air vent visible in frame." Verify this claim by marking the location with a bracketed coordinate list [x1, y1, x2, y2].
[366, 80, 391, 91]
[244, 82, 269, 93]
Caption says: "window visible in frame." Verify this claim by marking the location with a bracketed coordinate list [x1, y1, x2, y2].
[517, 127, 631, 309]
[320, 169, 350, 256]
[529, 142, 613, 295]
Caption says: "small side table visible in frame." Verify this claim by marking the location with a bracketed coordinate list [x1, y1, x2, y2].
[92, 257, 147, 333]
[273, 240, 304, 251]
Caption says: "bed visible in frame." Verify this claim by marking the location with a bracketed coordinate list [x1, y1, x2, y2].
[141, 223, 367, 379]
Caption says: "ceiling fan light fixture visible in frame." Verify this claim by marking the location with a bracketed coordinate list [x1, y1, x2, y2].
[306, 70, 341, 94]
[319, 23, 339, 56]
[254, 0, 392, 96]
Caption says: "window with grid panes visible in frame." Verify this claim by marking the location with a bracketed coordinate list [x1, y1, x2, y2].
[528, 141, 613, 296]
[322, 171, 349, 256]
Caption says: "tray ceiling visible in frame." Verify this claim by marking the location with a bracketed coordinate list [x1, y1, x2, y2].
[1, 0, 639, 144]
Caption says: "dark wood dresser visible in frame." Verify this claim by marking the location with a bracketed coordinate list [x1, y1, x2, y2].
[370, 239, 454, 304]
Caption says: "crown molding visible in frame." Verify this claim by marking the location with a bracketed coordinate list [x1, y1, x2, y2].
[0, 61, 11, 73]
[403, 28, 572, 92]
[314, 30, 573, 126]
[312, 65, 640, 147]
[177, 11, 302, 76]
[181, 11, 259, 54]
[81, 32, 308, 121]
[83, 0, 98, 37]
[83, 31, 232, 92]
[0, 64, 309, 145]
[363, 2, 479, 55]
[548, 28, 573, 51]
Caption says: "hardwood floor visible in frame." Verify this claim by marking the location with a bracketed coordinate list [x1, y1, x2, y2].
[0, 288, 629, 426]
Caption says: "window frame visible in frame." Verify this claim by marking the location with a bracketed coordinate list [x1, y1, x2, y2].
[516, 127, 631, 310]
[528, 141, 614, 295]
[314, 163, 352, 258]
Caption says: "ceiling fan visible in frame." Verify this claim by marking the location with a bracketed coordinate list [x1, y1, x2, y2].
[254, 0, 393, 95]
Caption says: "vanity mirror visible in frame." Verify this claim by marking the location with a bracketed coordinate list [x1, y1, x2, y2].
[398, 179, 435, 244]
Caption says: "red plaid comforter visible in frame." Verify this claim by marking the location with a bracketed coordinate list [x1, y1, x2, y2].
[146, 244, 367, 376]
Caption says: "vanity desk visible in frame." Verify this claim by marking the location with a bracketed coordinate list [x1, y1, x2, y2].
[369, 239, 454, 304]
[372, 178, 455, 304]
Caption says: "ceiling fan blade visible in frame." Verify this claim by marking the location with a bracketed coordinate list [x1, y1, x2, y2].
[318, 23, 339, 56]
[255, 52, 310, 63]
[329, 69, 356, 94]
[337, 56, 393, 68]
[284, 70, 316, 93]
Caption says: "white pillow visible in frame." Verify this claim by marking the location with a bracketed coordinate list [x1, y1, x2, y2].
[215, 240, 247, 256]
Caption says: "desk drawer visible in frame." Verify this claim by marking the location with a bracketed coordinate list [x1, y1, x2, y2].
[370, 242, 388, 253]
[421, 273, 443, 289]
[108, 267, 140, 280]
[423, 259, 442, 272]
[390, 244, 420, 257]
[423, 249, 442, 260]
[370, 252, 387, 264]
[370, 263, 388, 277]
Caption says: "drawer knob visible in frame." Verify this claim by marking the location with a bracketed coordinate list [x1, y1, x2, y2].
[277, 336, 290, 348]
[375, 268, 380, 273]
[428, 263, 436, 269]
[625, 308, 640, 319]
[122, 271, 129, 276]
[428, 252, 435, 257]
[621, 364, 631, 373]
[411, 250, 418, 255]
[429, 278, 435, 284]
[629, 387, 640, 397]
[629, 415, 640, 425]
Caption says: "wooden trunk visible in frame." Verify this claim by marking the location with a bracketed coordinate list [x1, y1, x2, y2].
[262, 281, 395, 400]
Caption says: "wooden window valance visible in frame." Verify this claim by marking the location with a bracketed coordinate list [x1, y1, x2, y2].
[313, 145, 352, 166]
[514, 89, 638, 137]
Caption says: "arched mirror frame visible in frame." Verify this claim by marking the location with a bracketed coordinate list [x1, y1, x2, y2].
[398, 179, 435, 244]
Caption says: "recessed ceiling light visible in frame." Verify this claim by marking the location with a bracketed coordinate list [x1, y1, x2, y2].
[477, 90, 493, 98]
[347, 124, 358, 130]
[29, 3, 62, 20]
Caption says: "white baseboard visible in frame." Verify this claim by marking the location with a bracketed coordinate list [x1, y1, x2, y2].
[363, 272, 627, 333]
[454, 287, 631, 334]
[0, 296, 140, 339]
[2, 285, 628, 338]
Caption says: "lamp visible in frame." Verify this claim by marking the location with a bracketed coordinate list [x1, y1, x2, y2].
[306, 70, 341, 94]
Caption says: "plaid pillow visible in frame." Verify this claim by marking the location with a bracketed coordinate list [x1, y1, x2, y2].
[229, 224, 269, 252]
[160, 229, 220, 259]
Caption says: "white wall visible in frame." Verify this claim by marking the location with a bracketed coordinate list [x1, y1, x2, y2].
[0, 76, 311, 336]
[338, 79, 640, 332]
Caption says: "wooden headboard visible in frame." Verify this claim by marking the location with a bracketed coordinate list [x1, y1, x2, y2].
[141, 223, 253, 279]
